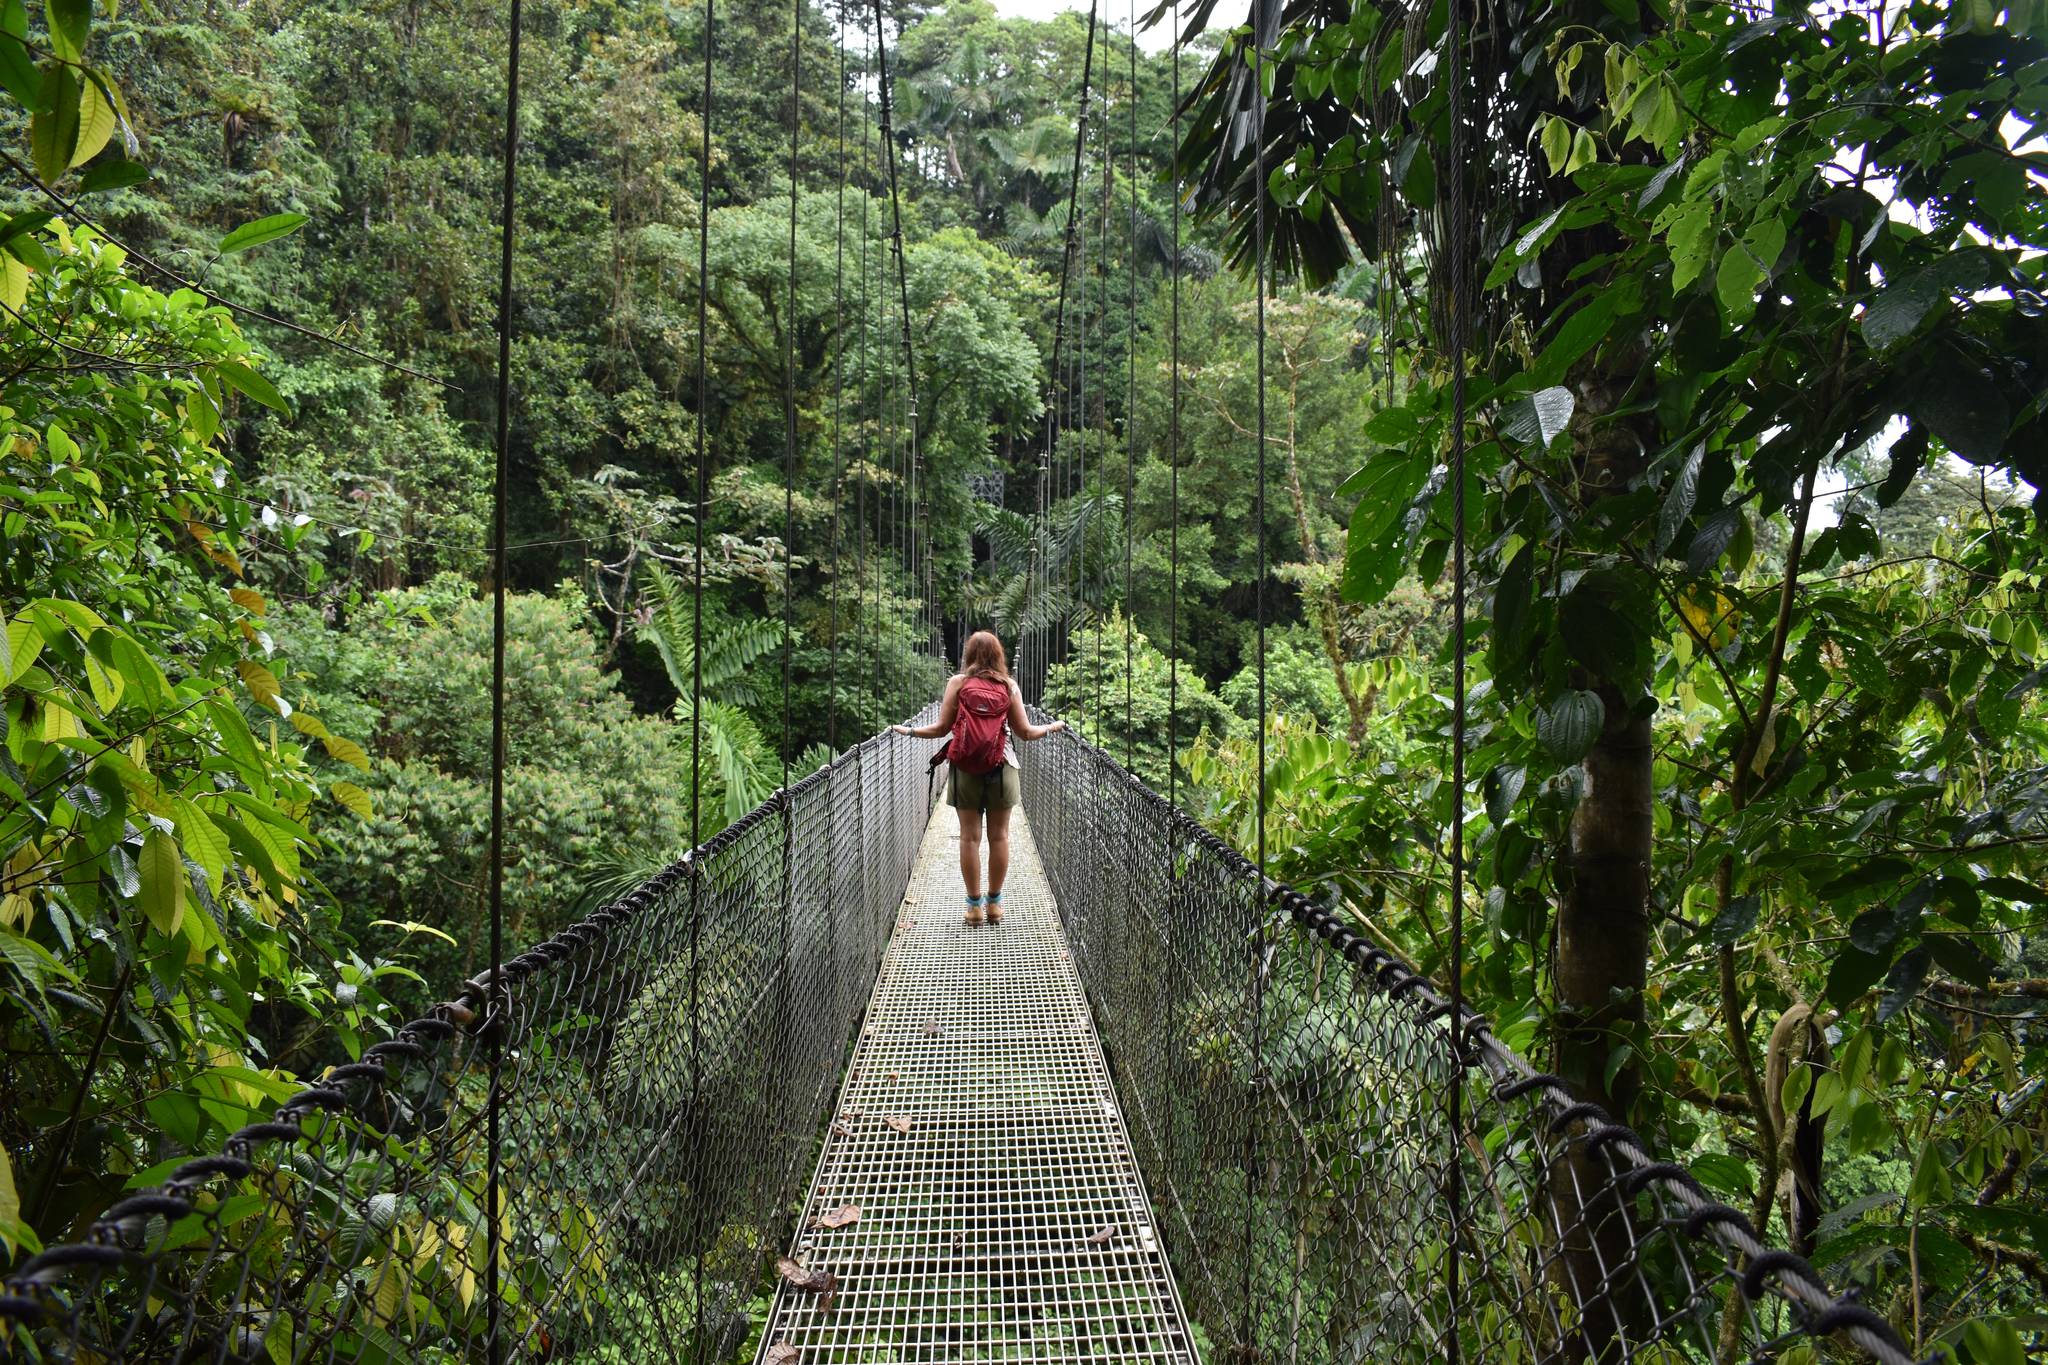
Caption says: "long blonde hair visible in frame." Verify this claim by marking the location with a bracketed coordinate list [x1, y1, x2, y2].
[960, 630, 1011, 685]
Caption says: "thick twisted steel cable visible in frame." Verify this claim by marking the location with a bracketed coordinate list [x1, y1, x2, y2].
[826, 2, 847, 751]
[1244, 1, 1271, 1354]
[1167, 1, 1181, 812]
[688, 0, 714, 1344]
[1445, 0, 1473, 1355]
[484, 3, 521, 1357]
[782, 0, 803, 790]
[1124, 2, 1137, 773]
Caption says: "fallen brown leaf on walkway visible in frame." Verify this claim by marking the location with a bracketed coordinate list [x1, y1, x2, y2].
[765, 1344, 799, 1365]
[813, 1204, 861, 1230]
[1087, 1225, 1116, 1245]
[884, 1115, 913, 1134]
[776, 1256, 839, 1308]
[923, 1021, 943, 1036]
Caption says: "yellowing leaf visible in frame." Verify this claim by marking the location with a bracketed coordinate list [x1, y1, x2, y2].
[70, 75, 115, 167]
[229, 587, 266, 617]
[83, 647, 122, 712]
[39, 699, 81, 742]
[322, 735, 370, 771]
[139, 828, 185, 937]
[330, 781, 373, 820]
[3, 614, 45, 684]
[0, 251, 26, 316]
[0, 893, 32, 931]
[236, 659, 284, 712]
[289, 710, 331, 740]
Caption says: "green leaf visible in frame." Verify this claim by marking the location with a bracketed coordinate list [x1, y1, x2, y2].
[218, 212, 309, 255]
[1538, 690, 1604, 761]
[138, 828, 185, 937]
[1541, 117, 1572, 178]
[43, 0, 88, 62]
[78, 155, 146, 193]
[29, 63, 80, 184]
[214, 360, 289, 413]
[1708, 894, 1758, 945]
[1910, 362, 2009, 463]
[1825, 946, 1888, 1007]
[171, 797, 228, 891]
[1530, 292, 1618, 386]
[0, 2, 40, 110]
[1877, 946, 1929, 1021]
[2, 614, 45, 685]
[1340, 449, 1429, 605]
[1666, 201, 1716, 291]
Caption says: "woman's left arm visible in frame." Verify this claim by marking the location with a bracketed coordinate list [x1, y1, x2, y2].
[1007, 685, 1065, 741]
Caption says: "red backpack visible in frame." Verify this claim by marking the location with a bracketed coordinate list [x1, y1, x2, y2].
[948, 676, 1012, 775]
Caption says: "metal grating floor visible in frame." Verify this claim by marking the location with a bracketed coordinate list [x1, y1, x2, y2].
[756, 802, 1200, 1363]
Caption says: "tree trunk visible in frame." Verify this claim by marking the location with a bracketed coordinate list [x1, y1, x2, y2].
[1547, 352, 1656, 1360]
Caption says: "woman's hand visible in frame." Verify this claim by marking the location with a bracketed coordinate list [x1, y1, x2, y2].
[892, 723, 915, 736]
[1049, 719, 1067, 732]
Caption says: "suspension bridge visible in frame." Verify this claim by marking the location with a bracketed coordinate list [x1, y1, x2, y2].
[0, 713, 1917, 1363]
[0, 0, 1933, 1357]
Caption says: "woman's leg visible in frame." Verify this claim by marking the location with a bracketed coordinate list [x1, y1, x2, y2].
[957, 807, 985, 900]
[985, 805, 1012, 899]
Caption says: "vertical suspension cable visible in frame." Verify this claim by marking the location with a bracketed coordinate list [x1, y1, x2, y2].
[688, 0, 714, 1346]
[1167, 0, 1180, 810]
[872, 0, 919, 704]
[1244, 1, 1270, 1354]
[1046, 1, 1097, 695]
[1445, 0, 1472, 1353]
[484, 3, 520, 1361]
[783, 0, 802, 788]
[1123, 3, 1136, 773]
[827, 1, 848, 753]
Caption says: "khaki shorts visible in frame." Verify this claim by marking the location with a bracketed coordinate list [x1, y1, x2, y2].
[947, 763, 1020, 812]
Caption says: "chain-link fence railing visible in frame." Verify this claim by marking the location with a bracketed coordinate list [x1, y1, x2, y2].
[1021, 717, 1918, 1365]
[0, 720, 938, 1363]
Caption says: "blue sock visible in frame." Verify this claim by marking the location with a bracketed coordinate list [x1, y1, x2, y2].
[987, 890, 1003, 905]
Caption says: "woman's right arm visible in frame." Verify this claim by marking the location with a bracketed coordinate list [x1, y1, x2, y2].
[893, 677, 962, 737]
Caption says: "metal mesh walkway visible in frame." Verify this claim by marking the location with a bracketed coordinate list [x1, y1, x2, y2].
[757, 800, 1200, 1364]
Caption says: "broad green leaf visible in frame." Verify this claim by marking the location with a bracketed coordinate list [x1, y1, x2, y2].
[29, 63, 80, 184]
[0, 2, 39, 110]
[1540, 116, 1572, 177]
[43, 0, 88, 62]
[1538, 690, 1604, 761]
[215, 359, 288, 413]
[104, 631, 167, 711]
[171, 797, 228, 891]
[78, 155, 146, 193]
[139, 828, 185, 936]
[218, 212, 308, 255]
[82, 646, 121, 711]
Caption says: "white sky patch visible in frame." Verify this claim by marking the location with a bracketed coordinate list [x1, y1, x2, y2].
[987, 0, 1246, 51]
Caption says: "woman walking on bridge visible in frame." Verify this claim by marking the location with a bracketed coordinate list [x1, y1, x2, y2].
[893, 631, 1065, 925]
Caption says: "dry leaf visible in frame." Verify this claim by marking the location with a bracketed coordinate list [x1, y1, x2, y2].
[813, 1204, 861, 1230]
[765, 1345, 799, 1365]
[884, 1115, 913, 1134]
[887, 1072, 901, 1082]
[923, 1021, 943, 1037]
[831, 1117, 856, 1137]
[1087, 1225, 1116, 1245]
[776, 1257, 839, 1301]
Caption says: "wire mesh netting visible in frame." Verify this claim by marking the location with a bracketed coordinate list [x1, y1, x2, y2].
[1021, 718, 1919, 1365]
[0, 721, 938, 1364]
